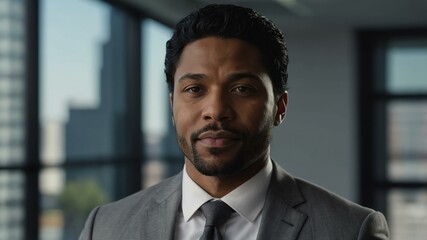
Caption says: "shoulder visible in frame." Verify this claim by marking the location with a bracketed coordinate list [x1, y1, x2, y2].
[269, 163, 389, 238]
[79, 173, 182, 240]
[295, 179, 389, 238]
[295, 177, 373, 217]
[270, 161, 374, 218]
[98, 172, 182, 215]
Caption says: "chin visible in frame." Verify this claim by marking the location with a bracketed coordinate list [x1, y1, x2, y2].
[192, 154, 248, 177]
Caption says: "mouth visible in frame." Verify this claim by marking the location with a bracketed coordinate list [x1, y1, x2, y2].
[195, 130, 241, 148]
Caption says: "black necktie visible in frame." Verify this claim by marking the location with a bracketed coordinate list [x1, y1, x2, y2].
[199, 200, 234, 240]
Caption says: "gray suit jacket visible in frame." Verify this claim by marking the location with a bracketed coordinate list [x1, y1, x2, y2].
[79, 162, 389, 239]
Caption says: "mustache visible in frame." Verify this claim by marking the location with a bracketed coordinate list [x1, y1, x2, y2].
[190, 123, 245, 142]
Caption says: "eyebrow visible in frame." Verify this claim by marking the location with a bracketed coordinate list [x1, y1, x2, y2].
[227, 72, 263, 82]
[177, 72, 263, 83]
[177, 73, 207, 82]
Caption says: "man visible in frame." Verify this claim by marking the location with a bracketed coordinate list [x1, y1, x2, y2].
[80, 4, 389, 240]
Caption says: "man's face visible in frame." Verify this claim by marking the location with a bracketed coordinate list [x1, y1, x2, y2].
[171, 37, 286, 178]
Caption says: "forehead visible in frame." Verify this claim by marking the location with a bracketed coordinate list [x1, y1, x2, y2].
[175, 37, 266, 77]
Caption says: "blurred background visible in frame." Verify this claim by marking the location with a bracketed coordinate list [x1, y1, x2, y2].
[0, 0, 426, 239]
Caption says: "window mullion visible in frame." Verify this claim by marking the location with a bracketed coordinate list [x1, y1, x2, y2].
[25, 0, 41, 239]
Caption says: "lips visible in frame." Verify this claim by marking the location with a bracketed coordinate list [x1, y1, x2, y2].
[196, 130, 241, 148]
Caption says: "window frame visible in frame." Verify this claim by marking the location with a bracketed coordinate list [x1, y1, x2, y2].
[25, 0, 40, 238]
[358, 28, 427, 216]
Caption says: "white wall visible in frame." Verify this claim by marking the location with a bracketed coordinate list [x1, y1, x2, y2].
[271, 26, 358, 202]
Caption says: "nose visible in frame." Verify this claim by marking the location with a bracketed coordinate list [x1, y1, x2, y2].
[202, 91, 235, 122]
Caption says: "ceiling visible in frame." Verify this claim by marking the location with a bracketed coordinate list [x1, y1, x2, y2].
[115, 0, 427, 29]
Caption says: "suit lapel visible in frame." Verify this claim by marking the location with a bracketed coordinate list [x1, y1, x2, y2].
[119, 173, 182, 240]
[143, 189, 181, 240]
[257, 162, 307, 240]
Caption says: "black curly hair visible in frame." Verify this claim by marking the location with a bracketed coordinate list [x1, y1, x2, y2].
[164, 4, 289, 99]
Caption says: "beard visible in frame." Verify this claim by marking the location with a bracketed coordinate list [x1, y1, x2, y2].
[177, 118, 273, 177]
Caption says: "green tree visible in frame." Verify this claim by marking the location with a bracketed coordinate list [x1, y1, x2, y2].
[59, 180, 109, 240]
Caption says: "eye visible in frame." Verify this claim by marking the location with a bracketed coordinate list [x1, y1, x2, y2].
[232, 85, 256, 96]
[184, 86, 203, 94]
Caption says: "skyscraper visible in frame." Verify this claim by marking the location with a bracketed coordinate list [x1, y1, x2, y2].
[62, 8, 130, 240]
[0, 0, 26, 239]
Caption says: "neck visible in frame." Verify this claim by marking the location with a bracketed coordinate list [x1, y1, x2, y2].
[185, 156, 268, 198]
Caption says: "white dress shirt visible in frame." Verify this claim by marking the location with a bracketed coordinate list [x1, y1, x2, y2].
[174, 159, 273, 240]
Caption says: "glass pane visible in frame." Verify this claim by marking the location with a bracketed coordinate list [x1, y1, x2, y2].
[0, 171, 24, 240]
[388, 189, 427, 240]
[141, 19, 170, 140]
[387, 101, 427, 181]
[0, 0, 26, 165]
[40, 0, 134, 165]
[141, 20, 181, 188]
[386, 39, 427, 93]
[40, 166, 121, 240]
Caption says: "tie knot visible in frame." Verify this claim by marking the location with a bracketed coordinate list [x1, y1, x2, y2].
[200, 200, 234, 227]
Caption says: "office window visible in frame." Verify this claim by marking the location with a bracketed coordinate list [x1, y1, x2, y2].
[359, 30, 427, 240]
[40, 0, 141, 239]
[141, 19, 182, 188]
[1, 0, 175, 238]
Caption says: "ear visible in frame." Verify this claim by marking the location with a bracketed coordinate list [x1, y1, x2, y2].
[169, 93, 173, 109]
[169, 93, 176, 126]
[274, 91, 288, 126]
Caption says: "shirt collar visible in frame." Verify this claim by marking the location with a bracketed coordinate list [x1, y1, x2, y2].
[181, 159, 273, 222]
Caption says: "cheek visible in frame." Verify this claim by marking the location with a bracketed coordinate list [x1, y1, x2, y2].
[238, 102, 274, 132]
[173, 105, 197, 136]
